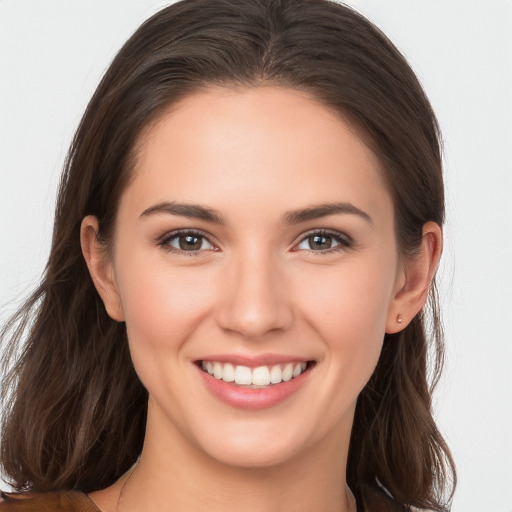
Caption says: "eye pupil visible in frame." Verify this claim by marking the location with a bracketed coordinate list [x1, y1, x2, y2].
[309, 234, 332, 250]
[179, 235, 202, 250]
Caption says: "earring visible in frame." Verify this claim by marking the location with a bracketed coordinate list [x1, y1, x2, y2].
[397, 314, 404, 324]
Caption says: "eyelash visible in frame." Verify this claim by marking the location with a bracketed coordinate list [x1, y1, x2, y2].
[158, 229, 215, 256]
[157, 228, 353, 256]
[294, 229, 353, 255]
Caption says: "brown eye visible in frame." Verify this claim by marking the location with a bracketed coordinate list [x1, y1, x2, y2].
[307, 234, 334, 250]
[179, 234, 203, 251]
[162, 231, 214, 252]
[295, 231, 351, 253]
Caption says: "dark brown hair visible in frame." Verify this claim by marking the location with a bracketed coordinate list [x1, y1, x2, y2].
[0, 0, 455, 510]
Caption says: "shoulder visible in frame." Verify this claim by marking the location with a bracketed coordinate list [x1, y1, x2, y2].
[0, 491, 100, 512]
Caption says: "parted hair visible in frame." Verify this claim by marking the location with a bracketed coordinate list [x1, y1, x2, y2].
[0, 0, 455, 510]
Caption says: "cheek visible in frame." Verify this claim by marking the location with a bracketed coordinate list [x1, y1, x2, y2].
[295, 258, 396, 383]
[300, 260, 394, 333]
[115, 255, 216, 358]
[114, 256, 223, 408]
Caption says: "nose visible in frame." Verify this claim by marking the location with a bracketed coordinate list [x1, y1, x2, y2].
[216, 252, 293, 339]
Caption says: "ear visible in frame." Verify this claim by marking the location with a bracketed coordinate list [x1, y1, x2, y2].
[80, 216, 125, 322]
[386, 221, 442, 333]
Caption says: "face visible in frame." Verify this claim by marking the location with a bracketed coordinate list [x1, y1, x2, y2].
[97, 86, 405, 469]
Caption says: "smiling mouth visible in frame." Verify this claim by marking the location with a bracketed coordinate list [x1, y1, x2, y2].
[199, 361, 313, 387]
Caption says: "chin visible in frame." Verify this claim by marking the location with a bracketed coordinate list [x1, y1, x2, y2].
[188, 413, 331, 471]
[203, 437, 306, 470]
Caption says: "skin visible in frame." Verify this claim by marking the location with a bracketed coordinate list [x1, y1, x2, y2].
[82, 86, 442, 512]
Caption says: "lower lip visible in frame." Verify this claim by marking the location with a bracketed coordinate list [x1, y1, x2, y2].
[196, 364, 312, 410]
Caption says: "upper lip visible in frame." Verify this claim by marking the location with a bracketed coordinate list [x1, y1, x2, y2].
[196, 353, 313, 368]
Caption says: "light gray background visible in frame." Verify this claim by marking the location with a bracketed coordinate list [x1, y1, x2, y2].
[1, 1, 511, 510]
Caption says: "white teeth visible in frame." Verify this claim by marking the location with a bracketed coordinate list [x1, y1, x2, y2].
[201, 361, 309, 386]
[213, 362, 223, 379]
[292, 363, 302, 378]
[234, 365, 252, 385]
[282, 363, 293, 382]
[270, 365, 282, 384]
[252, 366, 271, 386]
[222, 363, 235, 382]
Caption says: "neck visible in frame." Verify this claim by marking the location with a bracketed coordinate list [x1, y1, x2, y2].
[112, 405, 356, 512]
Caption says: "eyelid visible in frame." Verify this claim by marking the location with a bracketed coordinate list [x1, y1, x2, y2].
[292, 228, 354, 253]
[156, 227, 353, 255]
[157, 228, 218, 254]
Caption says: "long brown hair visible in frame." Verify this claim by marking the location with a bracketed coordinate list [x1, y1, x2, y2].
[0, 0, 456, 509]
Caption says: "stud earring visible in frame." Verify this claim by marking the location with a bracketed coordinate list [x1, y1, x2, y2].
[397, 314, 404, 324]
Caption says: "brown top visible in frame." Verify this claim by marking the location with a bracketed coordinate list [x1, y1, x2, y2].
[0, 492, 100, 512]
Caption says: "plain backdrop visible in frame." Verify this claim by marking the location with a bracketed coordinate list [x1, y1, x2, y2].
[1, 1, 511, 510]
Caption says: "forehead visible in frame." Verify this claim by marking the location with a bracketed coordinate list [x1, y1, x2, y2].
[123, 86, 391, 222]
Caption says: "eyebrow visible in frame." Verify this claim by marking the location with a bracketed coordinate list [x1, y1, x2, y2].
[139, 200, 372, 225]
[282, 202, 372, 224]
[140, 202, 226, 224]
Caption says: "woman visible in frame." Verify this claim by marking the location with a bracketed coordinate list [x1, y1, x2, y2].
[0, 0, 456, 510]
